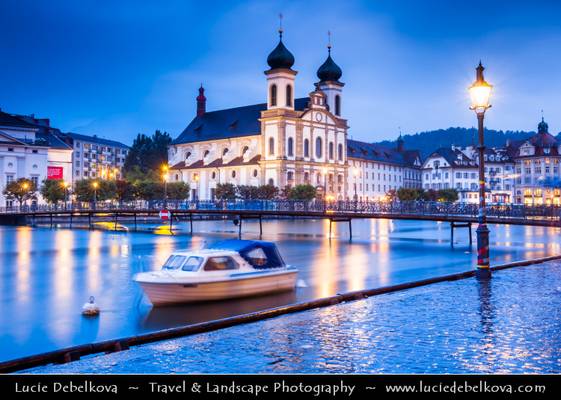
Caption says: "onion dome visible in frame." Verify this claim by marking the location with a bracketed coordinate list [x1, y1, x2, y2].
[317, 42, 342, 83]
[538, 116, 549, 134]
[267, 31, 295, 70]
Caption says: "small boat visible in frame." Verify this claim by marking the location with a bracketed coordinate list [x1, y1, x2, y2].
[134, 240, 298, 306]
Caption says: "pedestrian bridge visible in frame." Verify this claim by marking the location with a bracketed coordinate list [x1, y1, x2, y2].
[1, 200, 560, 230]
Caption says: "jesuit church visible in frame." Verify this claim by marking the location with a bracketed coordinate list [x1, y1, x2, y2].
[168, 28, 421, 201]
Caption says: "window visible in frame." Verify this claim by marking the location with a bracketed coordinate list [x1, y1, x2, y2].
[204, 150, 210, 158]
[338, 144, 343, 161]
[287, 171, 294, 181]
[211, 172, 216, 179]
[253, 169, 258, 177]
[315, 137, 323, 158]
[268, 178, 274, 185]
[204, 256, 239, 271]
[222, 148, 229, 156]
[287, 137, 294, 156]
[162, 255, 187, 270]
[242, 146, 249, 156]
[182, 256, 203, 272]
[231, 170, 236, 178]
[304, 139, 310, 157]
[270, 84, 277, 106]
[269, 137, 275, 155]
[335, 95, 341, 116]
[329, 142, 334, 160]
[286, 84, 292, 107]
[246, 248, 268, 267]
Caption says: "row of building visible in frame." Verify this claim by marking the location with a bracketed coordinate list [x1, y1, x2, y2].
[3, 30, 559, 207]
[166, 30, 558, 205]
[0, 109, 129, 208]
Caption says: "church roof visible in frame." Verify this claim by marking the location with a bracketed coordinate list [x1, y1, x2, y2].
[317, 51, 342, 83]
[173, 98, 309, 145]
[266, 34, 295, 70]
[347, 139, 419, 167]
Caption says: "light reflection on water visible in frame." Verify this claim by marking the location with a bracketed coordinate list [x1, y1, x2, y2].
[1, 218, 561, 363]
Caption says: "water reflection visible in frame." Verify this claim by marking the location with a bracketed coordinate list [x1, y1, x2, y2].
[2, 218, 561, 362]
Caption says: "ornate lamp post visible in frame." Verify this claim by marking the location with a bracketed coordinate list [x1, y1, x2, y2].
[352, 167, 359, 210]
[61, 181, 70, 209]
[469, 62, 493, 279]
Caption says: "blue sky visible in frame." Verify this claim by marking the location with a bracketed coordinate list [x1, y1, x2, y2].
[1, 0, 561, 144]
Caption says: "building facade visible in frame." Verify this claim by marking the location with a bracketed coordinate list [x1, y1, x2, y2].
[0, 110, 73, 207]
[167, 31, 423, 201]
[511, 118, 561, 205]
[168, 31, 350, 200]
[60, 132, 129, 182]
[422, 146, 515, 204]
[347, 138, 422, 201]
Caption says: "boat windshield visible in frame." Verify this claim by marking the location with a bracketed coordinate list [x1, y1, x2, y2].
[182, 256, 204, 271]
[162, 255, 187, 270]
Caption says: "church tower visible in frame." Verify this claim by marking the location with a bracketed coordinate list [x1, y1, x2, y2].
[316, 32, 343, 117]
[265, 16, 297, 110]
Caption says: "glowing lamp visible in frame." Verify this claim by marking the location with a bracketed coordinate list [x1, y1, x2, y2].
[469, 62, 492, 113]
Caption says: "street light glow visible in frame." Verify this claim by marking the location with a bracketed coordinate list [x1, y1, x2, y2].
[469, 62, 492, 113]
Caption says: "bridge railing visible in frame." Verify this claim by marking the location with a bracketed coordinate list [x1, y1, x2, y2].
[1, 200, 561, 221]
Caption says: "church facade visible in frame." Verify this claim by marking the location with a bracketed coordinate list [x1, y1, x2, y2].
[167, 30, 420, 201]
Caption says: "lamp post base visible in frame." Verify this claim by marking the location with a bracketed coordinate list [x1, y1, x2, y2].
[476, 223, 491, 279]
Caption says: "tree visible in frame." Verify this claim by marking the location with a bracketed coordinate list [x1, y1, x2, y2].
[3, 178, 36, 206]
[215, 183, 236, 200]
[40, 179, 66, 204]
[437, 188, 459, 202]
[288, 184, 317, 201]
[386, 189, 398, 202]
[135, 180, 164, 201]
[74, 179, 116, 202]
[236, 185, 259, 200]
[256, 184, 278, 200]
[115, 180, 136, 203]
[167, 182, 190, 200]
[420, 189, 439, 202]
[397, 188, 422, 201]
[123, 130, 172, 174]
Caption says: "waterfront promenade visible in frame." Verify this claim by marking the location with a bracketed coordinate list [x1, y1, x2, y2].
[28, 261, 561, 373]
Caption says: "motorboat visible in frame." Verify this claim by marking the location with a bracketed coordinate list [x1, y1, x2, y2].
[134, 240, 298, 306]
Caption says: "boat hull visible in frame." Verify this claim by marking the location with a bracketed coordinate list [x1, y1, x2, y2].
[137, 269, 298, 306]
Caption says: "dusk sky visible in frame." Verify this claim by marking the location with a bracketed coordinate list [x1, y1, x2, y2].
[2, 0, 561, 144]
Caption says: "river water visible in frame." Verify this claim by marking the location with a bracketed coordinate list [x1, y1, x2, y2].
[1, 218, 560, 362]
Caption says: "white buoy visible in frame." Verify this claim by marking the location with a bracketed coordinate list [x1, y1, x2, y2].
[82, 296, 100, 316]
[296, 279, 308, 288]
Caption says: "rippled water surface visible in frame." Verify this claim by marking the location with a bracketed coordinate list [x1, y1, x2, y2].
[30, 262, 561, 373]
[1, 219, 561, 362]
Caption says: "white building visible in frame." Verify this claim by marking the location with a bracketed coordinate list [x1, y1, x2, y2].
[0, 110, 73, 207]
[347, 137, 422, 201]
[422, 146, 515, 204]
[168, 30, 349, 200]
[511, 117, 561, 205]
[59, 132, 129, 181]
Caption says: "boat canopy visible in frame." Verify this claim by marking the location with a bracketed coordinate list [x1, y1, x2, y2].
[212, 240, 286, 269]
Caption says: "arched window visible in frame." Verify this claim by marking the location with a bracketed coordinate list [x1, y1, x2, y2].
[304, 139, 310, 158]
[232, 170, 236, 178]
[268, 178, 274, 186]
[241, 146, 249, 156]
[315, 137, 323, 158]
[222, 148, 229, 156]
[335, 95, 341, 116]
[253, 169, 258, 177]
[338, 143, 343, 161]
[286, 84, 292, 107]
[203, 150, 210, 158]
[304, 172, 309, 182]
[270, 84, 277, 107]
[268, 137, 275, 155]
[287, 137, 294, 157]
[329, 142, 334, 160]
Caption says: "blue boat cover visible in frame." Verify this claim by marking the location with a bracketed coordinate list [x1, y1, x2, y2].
[212, 240, 286, 269]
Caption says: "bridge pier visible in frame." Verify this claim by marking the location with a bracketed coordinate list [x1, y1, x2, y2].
[450, 222, 472, 247]
[329, 217, 353, 240]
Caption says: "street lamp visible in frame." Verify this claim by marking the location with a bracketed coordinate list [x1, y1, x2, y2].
[61, 181, 70, 208]
[469, 61, 493, 279]
[162, 164, 169, 208]
[92, 181, 99, 209]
